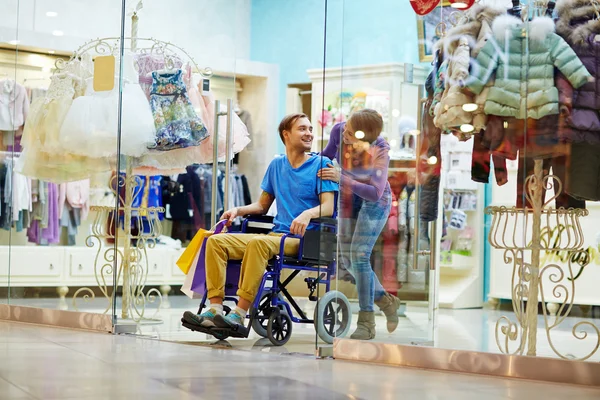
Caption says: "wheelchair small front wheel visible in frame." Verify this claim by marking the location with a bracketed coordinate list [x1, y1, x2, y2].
[314, 291, 352, 344]
[267, 308, 292, 346]
[251, 292, 286, 338]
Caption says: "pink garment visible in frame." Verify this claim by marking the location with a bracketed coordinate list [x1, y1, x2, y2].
[133, 166, 186, 176]
[132, 65, 250, 170]
[134, 53, 183, 99]
[58, 179, 90, 220]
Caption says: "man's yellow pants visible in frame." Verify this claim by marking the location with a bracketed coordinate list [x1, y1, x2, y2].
[205, 233, 300, 303]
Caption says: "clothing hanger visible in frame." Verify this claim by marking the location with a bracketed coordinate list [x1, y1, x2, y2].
[508, 0, 523, 17]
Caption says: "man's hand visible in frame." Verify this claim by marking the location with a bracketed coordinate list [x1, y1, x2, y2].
[220, 207, 238, 226]
[290, 211, 311, 237]
[317, 163, 341, 183]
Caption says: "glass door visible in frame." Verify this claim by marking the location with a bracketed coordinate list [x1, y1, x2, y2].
[314, 0, 443, 354]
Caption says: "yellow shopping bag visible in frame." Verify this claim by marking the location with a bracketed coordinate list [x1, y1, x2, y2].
[176, 228, 210, 275]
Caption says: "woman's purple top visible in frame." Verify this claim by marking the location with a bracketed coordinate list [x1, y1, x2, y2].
[321, 122, 391, 202]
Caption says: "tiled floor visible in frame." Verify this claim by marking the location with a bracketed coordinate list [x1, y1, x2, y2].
[1, 321, 600, 399]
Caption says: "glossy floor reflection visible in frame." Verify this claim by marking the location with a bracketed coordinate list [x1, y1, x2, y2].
[1, 320, 600, 399]
[9, 296, 600, 361]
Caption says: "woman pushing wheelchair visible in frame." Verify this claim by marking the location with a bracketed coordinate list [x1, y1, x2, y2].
[318, 109, 401, 340]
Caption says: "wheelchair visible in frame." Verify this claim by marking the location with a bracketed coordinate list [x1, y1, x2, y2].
[181, 215, 353, 346]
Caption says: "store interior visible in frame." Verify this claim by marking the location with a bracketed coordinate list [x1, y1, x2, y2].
[1, 0, 600, 366]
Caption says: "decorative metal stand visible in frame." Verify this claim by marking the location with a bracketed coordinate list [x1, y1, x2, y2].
[486, 159, 600, 360]
[73, 170, 165, 321]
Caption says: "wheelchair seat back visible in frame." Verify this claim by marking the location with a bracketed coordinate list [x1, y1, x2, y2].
[300, 221, 336, 264]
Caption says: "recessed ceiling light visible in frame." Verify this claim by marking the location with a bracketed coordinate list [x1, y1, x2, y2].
[8, 40, 19, 45]
[355, 131, 365, 139]
[460, 124, 475, 133]
[48, 50, 55, 54]
[46, 11, 58, 17]
[451, 2, 468, 9]
[462, 103, 478, 112]
[52, 30, 64, 37]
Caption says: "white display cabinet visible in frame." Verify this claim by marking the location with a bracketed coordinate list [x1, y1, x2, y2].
[438, 134, 485, 309]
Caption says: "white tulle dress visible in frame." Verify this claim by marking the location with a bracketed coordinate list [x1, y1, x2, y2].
[59, 53, 155, 158]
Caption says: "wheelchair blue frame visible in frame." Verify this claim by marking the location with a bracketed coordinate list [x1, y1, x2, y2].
[195, 215, 337, 327]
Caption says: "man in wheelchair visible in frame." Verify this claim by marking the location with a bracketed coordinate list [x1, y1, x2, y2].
[184, 113, 338, 337]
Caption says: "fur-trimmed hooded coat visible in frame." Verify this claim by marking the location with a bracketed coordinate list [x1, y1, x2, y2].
[468, 15, 591, 120]
[433, 3, 505, 133]
[555, 0, 600, 142]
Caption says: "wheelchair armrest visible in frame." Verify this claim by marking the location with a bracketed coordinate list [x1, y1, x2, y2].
[309, 217, 337, 227]
[242, 215, 274, 234]
[243, 215, 275, 223]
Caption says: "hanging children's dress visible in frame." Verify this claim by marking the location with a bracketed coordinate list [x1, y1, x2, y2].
[135, 53, 183, 99]
[17, 55, 111, 183]
[148, 69, 209, 151]
[59, 52, 155, 158]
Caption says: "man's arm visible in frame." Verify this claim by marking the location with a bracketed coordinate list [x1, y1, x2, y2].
[221, 191, 275, 224]
[290, 191, 335, 236]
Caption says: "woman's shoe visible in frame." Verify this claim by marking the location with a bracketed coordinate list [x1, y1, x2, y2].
[350, 311, 376, 340]
[375, 293, 401, 333]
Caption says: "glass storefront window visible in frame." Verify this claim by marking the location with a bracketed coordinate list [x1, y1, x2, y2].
[2, 0, 600, 385]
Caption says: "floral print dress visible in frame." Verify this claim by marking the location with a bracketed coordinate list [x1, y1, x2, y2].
[149, 69, 208, 151]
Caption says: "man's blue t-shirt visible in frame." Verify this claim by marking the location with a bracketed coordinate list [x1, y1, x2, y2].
[261, 153, 338, 233]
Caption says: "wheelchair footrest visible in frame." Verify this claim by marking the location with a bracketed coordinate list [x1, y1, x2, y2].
[212, 325, 249, 339]
[181, 320, 213, 335]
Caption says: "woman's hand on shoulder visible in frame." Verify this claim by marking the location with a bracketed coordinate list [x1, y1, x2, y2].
[316, 163, 340, 183]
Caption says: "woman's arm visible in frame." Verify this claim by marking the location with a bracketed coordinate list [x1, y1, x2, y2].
[342, 145, 390, 202]
[320, 122, 343, 160]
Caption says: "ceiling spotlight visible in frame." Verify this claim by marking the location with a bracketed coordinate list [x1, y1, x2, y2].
[427, 156, 438, 165]
[460, 124, 475, 133]
[46, 11, 58, 17]
[48, 50, 55, 54]
[449, 0, 475, 9]
[462, 103, 478, 112]
[52, 30, 64, 37]
[355, 131, 365, 139]
[8, 40, 19, 45]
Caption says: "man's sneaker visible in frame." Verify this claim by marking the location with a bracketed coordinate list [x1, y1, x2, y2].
[183, 308, 219, 328]
[214, 310, 244, 329]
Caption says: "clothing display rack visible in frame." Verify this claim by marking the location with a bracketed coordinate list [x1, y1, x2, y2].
[67, 4, 235, 322]
[486, 160, 600, 360]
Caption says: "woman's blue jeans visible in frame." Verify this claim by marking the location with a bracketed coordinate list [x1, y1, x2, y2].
[338, 186, 392, 312]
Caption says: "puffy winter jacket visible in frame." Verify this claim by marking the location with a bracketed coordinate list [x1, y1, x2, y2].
[556, 0, 600, 143]
[468, 15, 591, 120]
[433, 3, 505, 132]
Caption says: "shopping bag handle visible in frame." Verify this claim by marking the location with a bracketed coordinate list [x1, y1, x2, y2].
[213, 219, 228, 234]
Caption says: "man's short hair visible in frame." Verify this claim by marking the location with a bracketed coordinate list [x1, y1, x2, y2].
[348, 108, 383, 143]
[278, 113, 308, 144]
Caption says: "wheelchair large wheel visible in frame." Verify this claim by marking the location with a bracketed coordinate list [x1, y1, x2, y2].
[267, 308, 293, 346]
[250, 292, 286, 338]
[314, 291, 352, 344]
